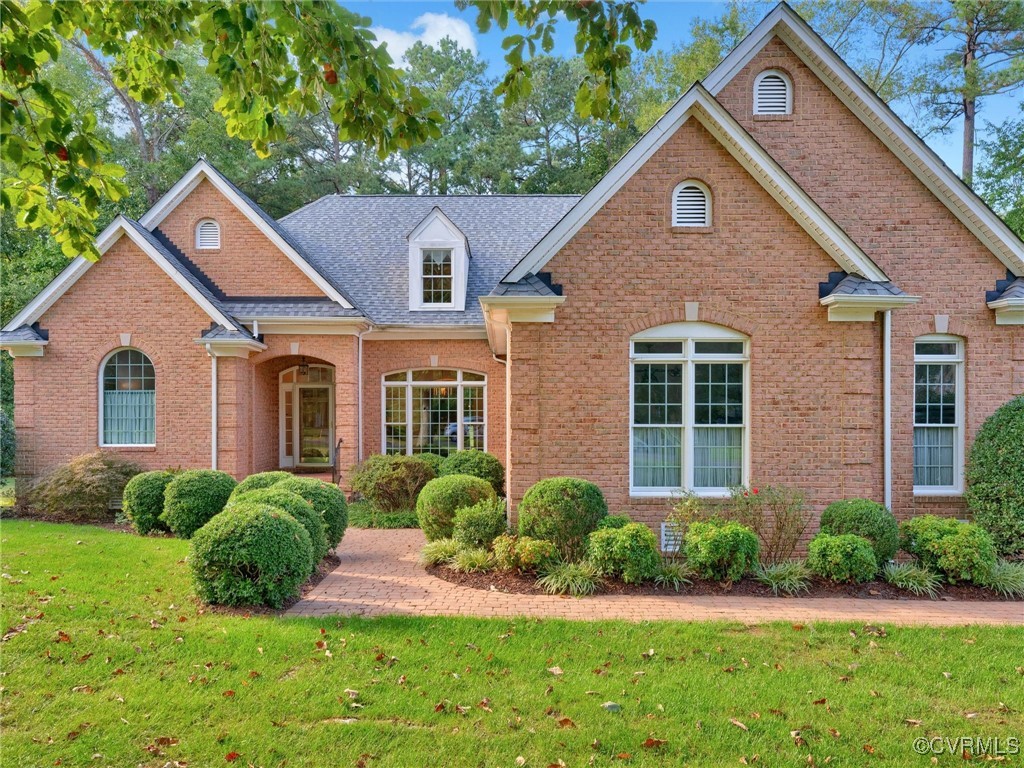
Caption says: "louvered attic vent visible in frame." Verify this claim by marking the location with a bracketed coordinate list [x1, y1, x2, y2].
[196, 219, 221, 249]
[754, 71, 791, 115]
[672, 182, 710, 227]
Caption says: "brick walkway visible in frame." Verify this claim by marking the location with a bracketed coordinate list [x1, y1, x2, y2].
[287, 529, 1024, 625]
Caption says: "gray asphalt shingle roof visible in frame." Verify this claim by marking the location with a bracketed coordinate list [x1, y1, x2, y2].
[222, 299, 363, 318]
[279, 195, 579, 325]
[995, 277, 1024, 301]
[0, 325, 46, 343]
[489, 273, 561, 298]
[826, 274, 908, 297]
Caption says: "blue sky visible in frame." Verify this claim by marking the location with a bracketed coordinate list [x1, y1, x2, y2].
[349, 0, 1022, 174]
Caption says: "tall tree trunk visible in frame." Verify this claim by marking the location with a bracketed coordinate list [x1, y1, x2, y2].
[961, 17, 978, 186]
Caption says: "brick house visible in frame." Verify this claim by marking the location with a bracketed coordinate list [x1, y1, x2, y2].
[3, 5, 1022, 534]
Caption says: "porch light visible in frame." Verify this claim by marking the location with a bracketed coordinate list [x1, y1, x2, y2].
[298, 357, 309, 378]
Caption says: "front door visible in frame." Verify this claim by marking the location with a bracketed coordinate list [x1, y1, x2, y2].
[298, 385, 331, 466]
[279, 364, 334, 468]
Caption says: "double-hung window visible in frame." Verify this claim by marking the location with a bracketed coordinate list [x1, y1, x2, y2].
[421, 249, 453, 306]
[630, 323, 748, 495]
[913, 336, 964, 494]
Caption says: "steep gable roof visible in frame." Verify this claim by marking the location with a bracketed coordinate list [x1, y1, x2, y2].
[702, 2, 1024, 277]
[503, 84, 888, 284]
[137, 159, 357, 307]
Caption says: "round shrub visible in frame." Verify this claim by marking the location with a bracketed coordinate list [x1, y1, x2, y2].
[931, 524, 997, 584]
[122, 470, 175, 534]
[440, 451, 505, 495]
[493, 534, 557, 573]
[189, 503, 313, 608]
[350, 454, 435, 514]
[587, 523, 660, 584]
[160, 469, 237, 538]
[274, 476, 348, 549]
[965, 396, 1024, 557]
[819, 499, 899, 563]
[899, 515, 962, 570]
[416, 474, 496, 541]
[807, 533, 877, 583]
[416, 453, 446, 475]
[452, 498, 507, 549]
[230, 471, 293, 500]
[684, 520, 759, 582]
[232, 488, 327, 565]
[597, 514, 632, 530]
[517, 477, 608, 560]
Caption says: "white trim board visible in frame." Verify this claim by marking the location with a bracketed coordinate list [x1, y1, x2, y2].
[2, 216, 236, 332]
[703, 3, 1024, 277]
[138, 159, 354, 307]
[504, 85, 888, 284]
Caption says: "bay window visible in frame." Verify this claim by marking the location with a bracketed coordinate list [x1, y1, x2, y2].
[383, 369, 485, 457]
[630, 323, 748, 495]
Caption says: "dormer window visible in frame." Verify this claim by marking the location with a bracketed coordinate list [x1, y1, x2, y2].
[672, 181, 711, 227]
[408, 207, 469, 312]
[196, 219, 220, 249]
[754, 70, 792, 115]
[422, 249, 454, 306]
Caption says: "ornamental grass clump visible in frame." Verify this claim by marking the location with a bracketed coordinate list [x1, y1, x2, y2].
[536, 561, 603, 597]
[160, 469, 236, 538]
[122, 470, 175, 534]
[452, 547, 495, 574]
[979, 560, 1024, 599]
[755, 560, 812, 596]
[881, 562, 942, 599]
[419, 538, 460, 566]
[819, 498, 899, 563]
[189, 503, 313, 608]
[517, 477, 608, 560]
[807, 533, 877, 583]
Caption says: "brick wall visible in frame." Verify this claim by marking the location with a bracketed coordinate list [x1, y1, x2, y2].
[156, 178, 324, 296]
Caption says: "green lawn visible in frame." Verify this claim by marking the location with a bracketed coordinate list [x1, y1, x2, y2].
[1, 521, 1021, 767]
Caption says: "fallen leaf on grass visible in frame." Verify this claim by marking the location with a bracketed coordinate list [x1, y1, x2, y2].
[642, 738, 667, 749]
[222, 690, 235, 698]
[224, 753, 240, 762]
[812, 698, 827, 706]
[56, 631, 71, 643]
[71, 685, 93, 694]
[730, 718, 748, 731]
[557, 717, 576, 729]
[547, 666, 563, 676]
[904, 719, 922, 727]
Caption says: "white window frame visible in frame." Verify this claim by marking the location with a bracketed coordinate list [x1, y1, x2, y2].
[97, 347, 156, 448]
[671, 180, 711, 227]
[629, 323, 750, 498]
[753, 69, 793, 115]
[419, 248, 455, 309]
[381, 369, 487, 455]
[407, 209, 469, 312]
[913, 334, 965, 496]
[195, 218, 221, 250]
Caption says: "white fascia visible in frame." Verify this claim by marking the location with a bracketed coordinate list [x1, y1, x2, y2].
[819, 292, 920, 322]
[138, 159, 354, 307]
[407, 207, 469, 312]
[0, 340, 48, 357]
[986, 297, 1024, 325]
[195, 338, 268, 358]
[479, 295, 566, 355]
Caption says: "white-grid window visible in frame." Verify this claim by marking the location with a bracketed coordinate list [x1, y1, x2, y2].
[754, 70, 792, 115]
[100, 348, 155, 446]
[421, 248, 453, 306]
[196, 219, 220, 249]
[630, 323, 748, 496]
[383, 369, 485, 457]
[913, 335, 964, 494]
[671, 181, 711, 227]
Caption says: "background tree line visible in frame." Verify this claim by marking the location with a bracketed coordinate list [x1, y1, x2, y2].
[2, 0, 1022, 418]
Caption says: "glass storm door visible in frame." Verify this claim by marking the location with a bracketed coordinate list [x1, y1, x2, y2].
[298, 385, 331, 465]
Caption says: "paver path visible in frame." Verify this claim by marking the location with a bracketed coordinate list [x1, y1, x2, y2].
[288, 529, 1024, 625]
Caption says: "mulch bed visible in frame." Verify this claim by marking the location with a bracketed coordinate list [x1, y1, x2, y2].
[426, 564, 1012, 602]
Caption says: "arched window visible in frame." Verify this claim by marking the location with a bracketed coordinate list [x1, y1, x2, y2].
[913, 335, 964, 493]
[754, 70, 793, 115]
[630, 323, 748, 495]
[382, 369, 485, 456]
[671, 181, 711, 227]
[195, 219, 220, 249]
[101, 348, 155, 446]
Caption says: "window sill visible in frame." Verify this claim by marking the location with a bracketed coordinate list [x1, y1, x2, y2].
[913, 489, 963, 498]
[100, 445, 157, 452]
[668, 226, 714, 235]
[630, 490, 730, 500]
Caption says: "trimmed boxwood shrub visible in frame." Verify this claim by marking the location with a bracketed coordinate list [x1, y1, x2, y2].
[452, 498, 507, 549]
[931, 524, 997, 584]
[20, 451, 140, 522]
[440, 451, 505, 495]
[122, 470, 175, 534]
[230, 471, 293, 499]
[232, 488, 327, 565]
[189, 503, 313, 608]
[807, 533, 878, 583]
[493, 534, 558, 573]
[416, 474, 496, 541]
[684, 520, 759, 582]
[274, 476, 348, 549]
[350, 454, 435, 514]
[819, 498, 899, 563]
[587, 523, 661, 584]
[965, 396, 1024, 557]
[416, 453, 446, 475]
[517, 477, 608, 560]
[899, 515, 962, 570]
[160, 469, 236, 539]
[597, 514, 632, 530]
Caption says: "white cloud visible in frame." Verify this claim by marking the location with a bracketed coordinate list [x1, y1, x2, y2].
[371, 12, 478, 64]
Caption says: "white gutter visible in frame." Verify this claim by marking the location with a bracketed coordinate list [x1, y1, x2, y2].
[882, 310, 892, 509]
[209, 352, 218, 471]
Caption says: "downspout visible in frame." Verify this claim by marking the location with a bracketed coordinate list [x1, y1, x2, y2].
[883, 310, 892, 509]
[209, 349, 218, 471]
[357, 328, 367, 463]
